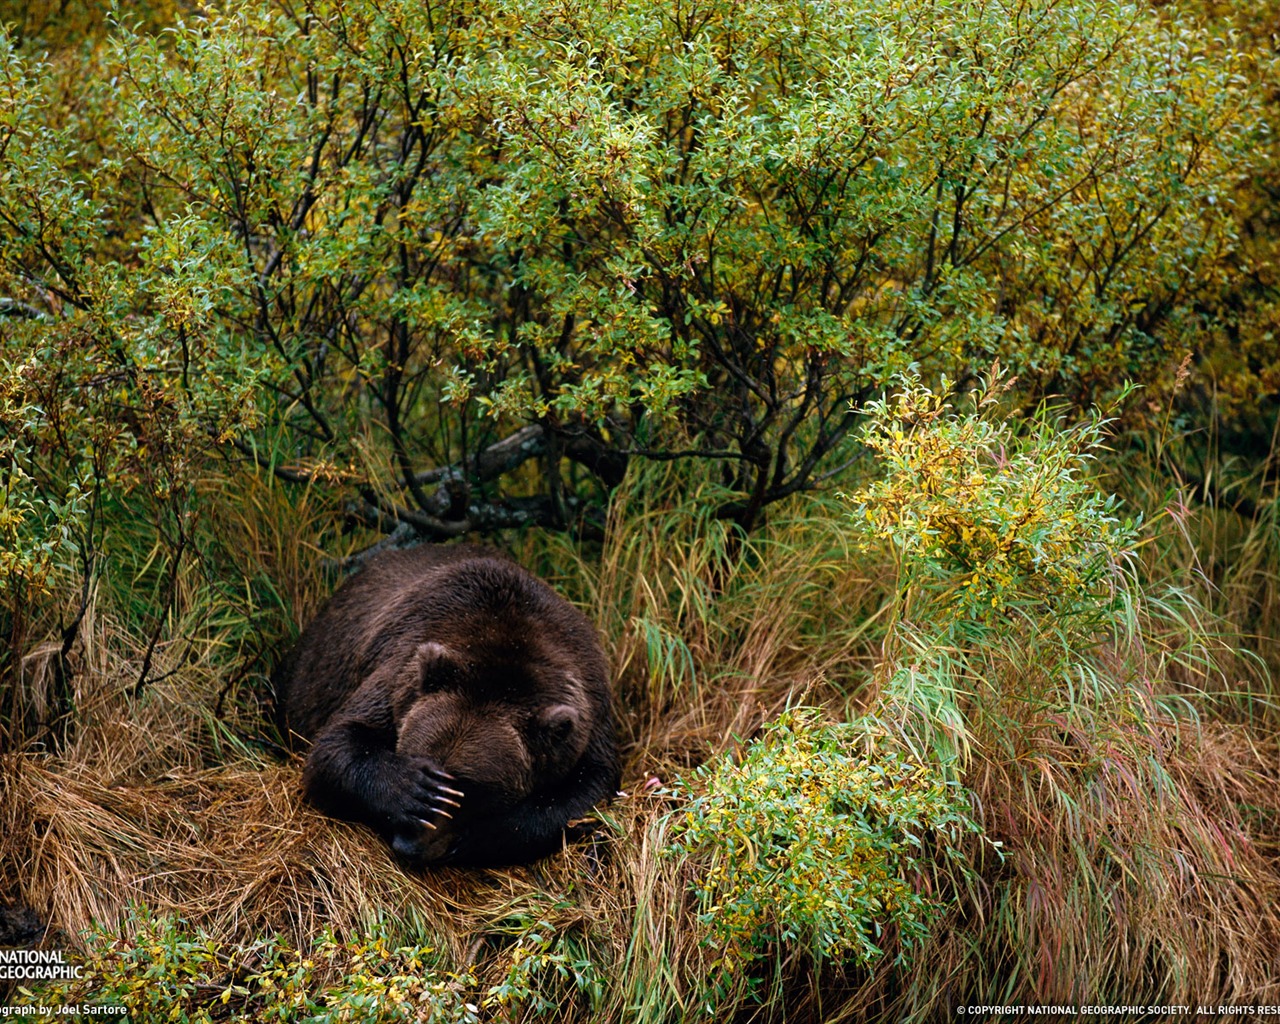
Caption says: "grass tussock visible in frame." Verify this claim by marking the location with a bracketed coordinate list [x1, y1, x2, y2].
[544, 469, 887, 767]
[2, 438, 1280, 1019]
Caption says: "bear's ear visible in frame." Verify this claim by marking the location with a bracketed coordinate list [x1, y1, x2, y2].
[535, 702, 581, 744]
[413, 642, 460, 691]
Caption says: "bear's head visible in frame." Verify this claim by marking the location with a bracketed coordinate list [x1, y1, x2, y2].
[390, 641, 594, 863]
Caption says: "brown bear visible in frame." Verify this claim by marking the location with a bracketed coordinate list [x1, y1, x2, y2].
[273, 544, 619, 868]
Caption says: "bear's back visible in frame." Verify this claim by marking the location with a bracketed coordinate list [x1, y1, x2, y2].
[274, 544, 606, 743]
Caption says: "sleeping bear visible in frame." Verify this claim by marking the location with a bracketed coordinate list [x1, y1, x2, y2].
[273, 544, 619, 868]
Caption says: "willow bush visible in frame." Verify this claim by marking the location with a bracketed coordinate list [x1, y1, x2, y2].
[670, 708, 980, 1002]
[0, 0, 1260, 552]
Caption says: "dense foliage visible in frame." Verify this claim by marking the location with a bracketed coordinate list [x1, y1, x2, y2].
[850, 369, 1140, 627]
[672, 709, 979, 979]
[0, 0, 1261, 570]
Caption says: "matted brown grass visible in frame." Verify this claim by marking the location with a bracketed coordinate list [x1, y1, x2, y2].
[0, 748, 673, 952]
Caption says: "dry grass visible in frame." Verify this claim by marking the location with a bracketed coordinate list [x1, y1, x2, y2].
[0, 747, 663, 953]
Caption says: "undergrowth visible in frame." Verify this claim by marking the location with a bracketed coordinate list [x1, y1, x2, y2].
[847, 372, 1280, 1007]
[3, 377, 1279, 1020]
[672, 711, 981, 983]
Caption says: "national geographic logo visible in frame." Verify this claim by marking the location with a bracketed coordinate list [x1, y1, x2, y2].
[0, 950, 83, 982]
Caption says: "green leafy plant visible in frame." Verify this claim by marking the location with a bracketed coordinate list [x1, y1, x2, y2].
[483, 918, 604, 1018]
[849, 367, 1141, 630]
[670, 709, 980, 984]
[20, 908, 479, 1024]
[844, 369, 1149, 766]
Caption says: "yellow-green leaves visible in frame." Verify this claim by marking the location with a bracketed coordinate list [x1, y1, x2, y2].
[1, 0, 1266, 551]
[22, 909, 481, 1024]
[849, 370, 1140, 628]
[670, 709, 979, 983]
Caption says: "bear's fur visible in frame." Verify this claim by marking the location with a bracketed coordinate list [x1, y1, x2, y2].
[274, 544, 619, 868]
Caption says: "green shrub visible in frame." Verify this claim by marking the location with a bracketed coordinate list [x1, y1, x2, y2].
[845, 369, 1146, 762]
[483, 917, 604, 1018]
[669, 709, 980, 985]
[20, 909, 479, 1024]
[849, 368, 1141, 631]
[0, 0, 1262, 566]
